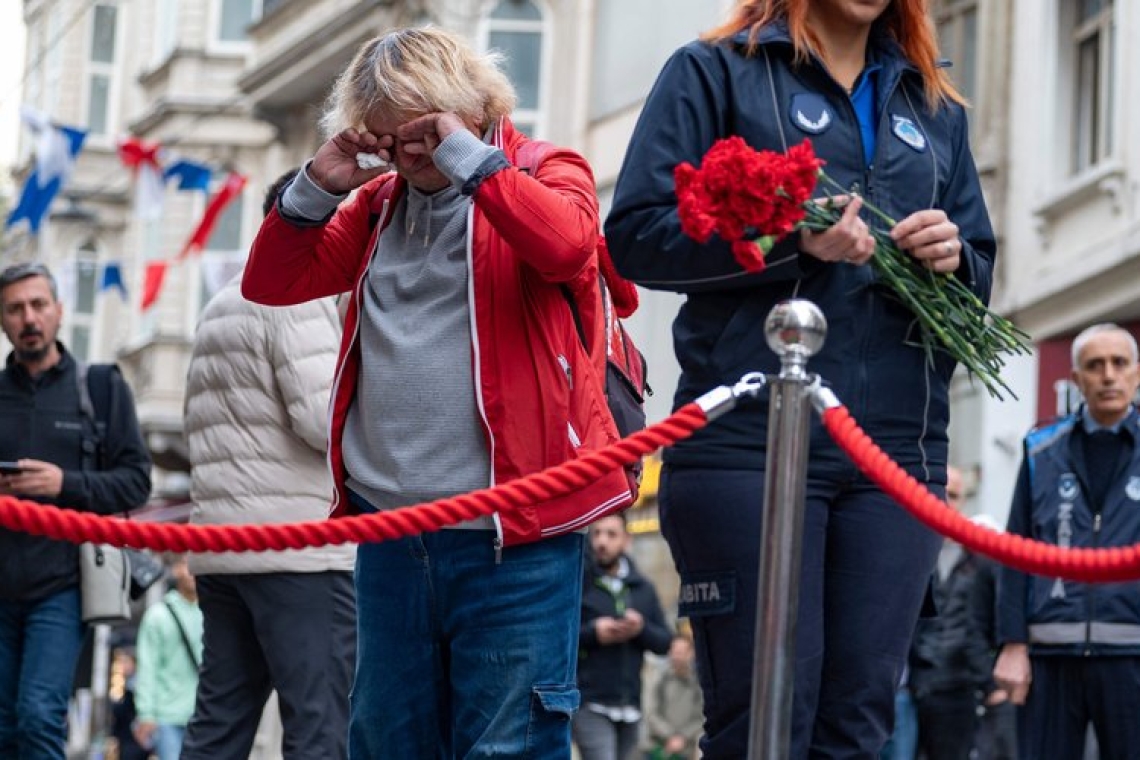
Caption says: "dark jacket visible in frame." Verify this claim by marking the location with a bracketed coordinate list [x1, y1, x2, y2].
[578, 555, 672, 709]
[997, 408, 1140, 656]
[909, 549, 997, 699]
[604, 23, 995, 482]
[0, 347, 152, 600]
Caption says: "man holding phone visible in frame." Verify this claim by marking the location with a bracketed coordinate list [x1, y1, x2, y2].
[575, 513, 672, 760]
[0, 262, 152, 760]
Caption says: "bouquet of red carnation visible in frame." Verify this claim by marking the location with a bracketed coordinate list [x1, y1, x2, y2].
[674, 137, 1030, 399]
[674, 137, 822, 273]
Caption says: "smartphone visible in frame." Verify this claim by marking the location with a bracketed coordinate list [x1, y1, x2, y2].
[0, 462, 23, 475]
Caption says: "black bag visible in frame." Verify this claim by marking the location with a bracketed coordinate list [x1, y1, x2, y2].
[124, 548, 165, 600]
[509, 141, 651, 444]
[562, 278, 649, 440]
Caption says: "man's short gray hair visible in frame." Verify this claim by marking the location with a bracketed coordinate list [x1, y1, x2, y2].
[0, 262, 59, 302]
[1070, 323, 1139, 369]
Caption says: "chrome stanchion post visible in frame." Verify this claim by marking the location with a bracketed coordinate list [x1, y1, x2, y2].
[747, 299, 827, 759]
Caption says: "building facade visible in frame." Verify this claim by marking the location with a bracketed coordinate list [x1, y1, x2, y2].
[950, 0, 1140, 528]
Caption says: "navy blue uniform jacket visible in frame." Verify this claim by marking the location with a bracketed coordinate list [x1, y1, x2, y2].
[997, 410, 1140, 656]
[605, 24, 995, 482]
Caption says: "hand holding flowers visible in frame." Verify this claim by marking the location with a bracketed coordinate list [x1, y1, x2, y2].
[674, 137, 1030, 399]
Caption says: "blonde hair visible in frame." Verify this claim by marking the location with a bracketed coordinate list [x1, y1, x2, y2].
[320, 27, 517, 138]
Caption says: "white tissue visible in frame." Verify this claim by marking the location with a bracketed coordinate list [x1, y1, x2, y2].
[356, 152, 388, 170]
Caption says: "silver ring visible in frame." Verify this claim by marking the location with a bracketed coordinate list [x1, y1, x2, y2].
[944, 240, 954, 255]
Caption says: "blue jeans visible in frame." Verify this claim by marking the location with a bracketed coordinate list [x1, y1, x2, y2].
[154, 723, 186, 760]
[880, 688, 917, 760]
[350, 530, 584, 759]
[0, 587, 87, 760]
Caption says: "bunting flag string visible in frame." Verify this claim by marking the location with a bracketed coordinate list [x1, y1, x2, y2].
[5, 108, 88, 234]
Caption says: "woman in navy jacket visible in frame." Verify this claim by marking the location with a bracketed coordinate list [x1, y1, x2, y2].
[605, 1, 996, 757]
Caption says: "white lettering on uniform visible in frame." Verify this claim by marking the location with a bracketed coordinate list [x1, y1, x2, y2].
[681, 581, 721, 604]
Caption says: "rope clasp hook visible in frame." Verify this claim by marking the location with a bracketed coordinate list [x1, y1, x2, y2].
[696, 371, 768, 422]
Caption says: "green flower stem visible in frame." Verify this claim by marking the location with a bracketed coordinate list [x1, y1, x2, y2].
[795, 193, 1029, 399]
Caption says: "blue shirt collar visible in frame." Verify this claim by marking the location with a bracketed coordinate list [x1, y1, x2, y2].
[1081, 405, 1137, 434]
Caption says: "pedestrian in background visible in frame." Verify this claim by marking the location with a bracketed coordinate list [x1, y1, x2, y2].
[0, 262, 152, 760]
[133, 554, 202, 760]
[180, 170, 356, 760]
[242, 26, 631, 758]
[968, 513, 1017, 760]
[995, 324, 1140, 759]
[575, 512, 672, 760]
[908, 467, 995, 760]
[643, 633, 703, 760]
[605, 0, 996, 755]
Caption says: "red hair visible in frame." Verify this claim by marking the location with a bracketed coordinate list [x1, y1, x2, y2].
[703, 0, 964, 111]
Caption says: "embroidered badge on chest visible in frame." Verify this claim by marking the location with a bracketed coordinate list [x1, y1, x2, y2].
[1126, 476, 1140, 502]
[891, 115, 927, 152]
[790, 94, 833, 135]
[1058, 473, 1079, 501]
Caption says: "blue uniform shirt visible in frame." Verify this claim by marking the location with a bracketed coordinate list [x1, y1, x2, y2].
[849, 63, 882, 167]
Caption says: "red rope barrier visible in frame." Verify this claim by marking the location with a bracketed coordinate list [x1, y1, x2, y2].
[0, 405, 708, 553]
[821, 405, 1140, 582]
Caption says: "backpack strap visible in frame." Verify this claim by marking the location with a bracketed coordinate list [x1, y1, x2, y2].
[76, 361, 115, 471]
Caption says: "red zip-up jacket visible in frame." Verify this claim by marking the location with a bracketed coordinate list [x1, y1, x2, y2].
[242, 119, 633, 548]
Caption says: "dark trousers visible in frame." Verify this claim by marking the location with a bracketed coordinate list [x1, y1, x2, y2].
[1019, 655, 1140, 760]
[914, 690, 977, 760]
[660, 466, 941, 760]
[181, 572, 356, 760]
[975, 700, 1017, 760]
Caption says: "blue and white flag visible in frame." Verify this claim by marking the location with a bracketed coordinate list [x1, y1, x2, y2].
[164, 159, 213, 193]
[6, 108, 89, 234]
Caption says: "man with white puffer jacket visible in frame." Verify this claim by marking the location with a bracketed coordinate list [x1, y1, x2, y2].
[180, 169, 356, 760]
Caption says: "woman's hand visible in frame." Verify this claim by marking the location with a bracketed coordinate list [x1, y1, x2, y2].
[309, 128, 395, 195]
[799, 195, 876, 265]
[891, 208, 961, 273]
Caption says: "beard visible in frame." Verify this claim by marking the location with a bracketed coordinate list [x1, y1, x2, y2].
[594, 553, 620, 572]
[15, 344, 50, 364]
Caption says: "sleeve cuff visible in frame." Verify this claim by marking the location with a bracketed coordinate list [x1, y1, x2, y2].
[433, 130, 507, 195]
[280, 162, 349, 221]
[59, 471, 86, 507]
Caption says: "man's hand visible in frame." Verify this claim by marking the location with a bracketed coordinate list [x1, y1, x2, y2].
[621, 608, 645, 637]
[0, 459, 63, 498]
[594, 613, 642, 645]
[309, 128, 396, 195]
[993, 643, 1032, 705]
[664, 735, 687, 755]
[984, 688, 1010, 707]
